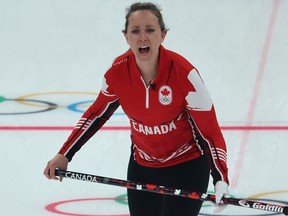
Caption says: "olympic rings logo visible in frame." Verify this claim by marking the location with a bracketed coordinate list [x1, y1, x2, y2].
[45, 191, 288, 216]
[0, 92, 126, 116]
[160, 97, 171, 104]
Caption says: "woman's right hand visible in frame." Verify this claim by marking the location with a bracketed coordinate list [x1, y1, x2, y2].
[43, 154, 69, 181]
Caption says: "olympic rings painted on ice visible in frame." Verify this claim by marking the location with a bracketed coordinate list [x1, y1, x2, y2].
[0, 97, 57, 115]
[45, 191, 288, 216]
[0, 92, 126, 115]
[16, 92, 98, 108]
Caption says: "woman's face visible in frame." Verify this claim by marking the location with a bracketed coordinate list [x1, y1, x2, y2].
[124, 10, 166, 63]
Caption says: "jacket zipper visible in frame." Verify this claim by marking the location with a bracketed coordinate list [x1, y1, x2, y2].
[140, 77, 150, 109]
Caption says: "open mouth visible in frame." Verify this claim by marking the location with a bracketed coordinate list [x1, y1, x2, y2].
[139, 46, 150, 54]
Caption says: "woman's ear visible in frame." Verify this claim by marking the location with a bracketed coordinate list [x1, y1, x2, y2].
[161, 30, 167, 42]
[123, 32, 129, 44]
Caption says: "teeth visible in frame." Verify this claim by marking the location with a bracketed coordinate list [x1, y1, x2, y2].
[140, 46, 149, 48]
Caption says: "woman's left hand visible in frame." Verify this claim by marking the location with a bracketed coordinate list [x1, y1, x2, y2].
[214, 180, 229, 204]
[213, 180, 229, 213]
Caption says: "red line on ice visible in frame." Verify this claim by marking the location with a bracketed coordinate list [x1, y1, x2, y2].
[231, 0, 281, 188]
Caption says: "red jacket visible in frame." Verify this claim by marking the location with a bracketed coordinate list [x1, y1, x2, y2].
[59, 45, 229, 184]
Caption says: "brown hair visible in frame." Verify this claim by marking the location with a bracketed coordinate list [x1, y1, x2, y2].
[122, 2, 168, 33]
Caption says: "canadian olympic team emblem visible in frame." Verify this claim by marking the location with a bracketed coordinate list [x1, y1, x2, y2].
[159, 86, 172, 105]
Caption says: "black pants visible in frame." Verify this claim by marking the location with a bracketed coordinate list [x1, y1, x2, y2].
[127, 155, 210, 216]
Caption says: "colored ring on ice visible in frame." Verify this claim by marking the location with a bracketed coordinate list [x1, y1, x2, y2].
[0, 98, 57, 115]
[67, 100, 125, 115]
[114, 194, 128, 206]
[45, 197, 129, 216]
[249, 190, 288, 200]
[67, 100, 95, 113]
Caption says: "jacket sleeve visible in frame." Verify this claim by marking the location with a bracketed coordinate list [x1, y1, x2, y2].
[58, 77, 119, 161]
[180, 68, 229, 185]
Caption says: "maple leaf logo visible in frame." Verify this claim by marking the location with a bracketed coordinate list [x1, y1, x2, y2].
[161, 88, 170, 97]
[159, 86, 172, 105]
